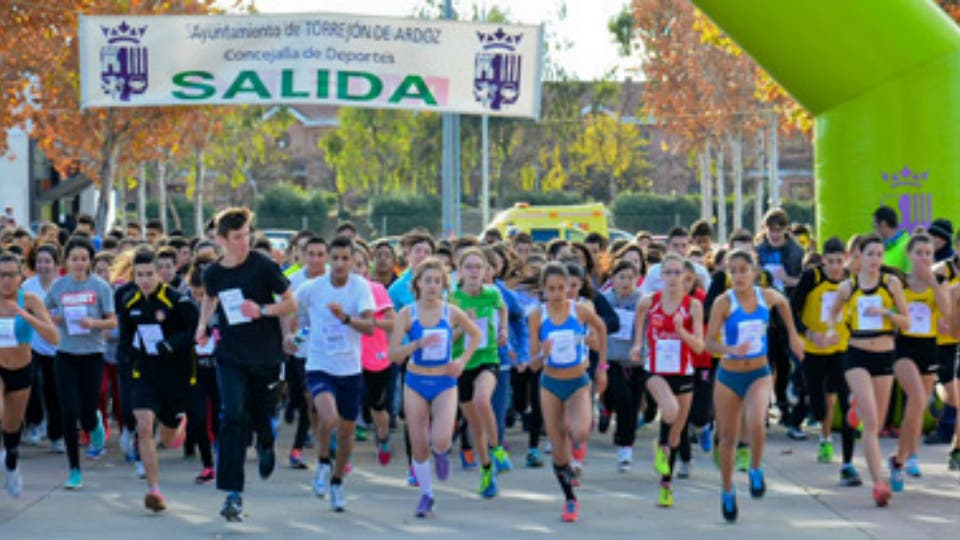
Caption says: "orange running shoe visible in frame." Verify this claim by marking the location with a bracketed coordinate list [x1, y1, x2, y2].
[561, 499, 579, 522]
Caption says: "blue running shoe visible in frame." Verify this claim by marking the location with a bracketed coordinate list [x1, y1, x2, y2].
[888, 457, 904, 492]
[700, 425, 713, 453]
[721, 490, 737, 523]
[748, 467, 766, 498]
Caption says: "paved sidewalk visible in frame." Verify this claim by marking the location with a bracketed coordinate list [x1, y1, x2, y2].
[1, 419, 958, 539]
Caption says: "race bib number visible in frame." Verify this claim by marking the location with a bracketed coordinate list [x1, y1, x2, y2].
[820, 291, 839, 324]
[737, 320, 765, 356]
[218, 288, 251, 326]
[323, 323, 350, 354]
[549, 329, 578, 366]
[64, 305, 90, 336]
[612, 309, 635, 341]
[465, 317, 489, 350]
[420, 329, 448, 362]
[137, 324, 164, 355]
[195, 335, 216, 355]
[0, 318, 16, 348]
[763, 264, 786, 291]
[908, 302, 932, 335]
[856, 295, 883, 331]
[654, 339, 681, 373]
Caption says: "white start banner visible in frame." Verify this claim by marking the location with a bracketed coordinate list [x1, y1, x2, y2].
[78, 13, 544, 118]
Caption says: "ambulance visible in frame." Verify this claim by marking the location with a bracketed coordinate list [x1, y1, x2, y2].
[487, 202, 609, 242]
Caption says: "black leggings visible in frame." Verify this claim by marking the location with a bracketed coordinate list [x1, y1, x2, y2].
[768, 327, 792, 416]
[54, 352, 105, 470]
[803, 353, 856, 464]
[36, 353, 63, 442]
[284, 357, 310, 450]
[607, 364, 646, 447]
[511, 367, 542, 449]
[189, 365, 221, 469]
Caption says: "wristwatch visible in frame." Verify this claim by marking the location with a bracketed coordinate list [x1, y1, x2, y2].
[343, 314, 352, 325]
[260, 305, 269, 317]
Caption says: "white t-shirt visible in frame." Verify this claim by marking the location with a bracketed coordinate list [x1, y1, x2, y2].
[639, 261, 711, 296]
[296, 273, 375, 375]
[22, 276, 56, 356]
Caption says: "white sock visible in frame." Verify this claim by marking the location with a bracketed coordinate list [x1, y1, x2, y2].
[413, 459, 433, 497]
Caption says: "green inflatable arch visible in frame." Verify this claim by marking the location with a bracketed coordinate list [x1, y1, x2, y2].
[693, 0, 960, 243]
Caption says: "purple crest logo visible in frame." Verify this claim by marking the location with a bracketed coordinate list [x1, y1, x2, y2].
[880, 165, 932, 234]
[99, 21, 148, 102]
[474, 28, 523, 111]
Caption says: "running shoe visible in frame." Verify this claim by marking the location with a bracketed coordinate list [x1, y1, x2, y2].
[85, 445, 105, 460]
[258, 444, 276, 479]
[598, 406, 611, 434]
[479, 466, 498, 498]
[847, 397, 859, 428]
[571, 442, 587, 463]
[195, 467, 215, 484]
[120, 429, 135, 462]
[839, 463, 863, 487]
[79, 430, 90, 447]
[314, 463, 332, 498]
[904, 454, 921, 477]
[748, 467, 766, 498]
[3, 458, 22, 498]
[64, 468, 83, 490]
[571, 459, 583, 478]
[949, 448, 960, 471]
[617, 446, 632, 473]
[721, 490, 738, 523]
[817, 440, 834, 464]
[543, 440, 553, 454]
[90, 411, 106, 452]
[415, 494, 434, 518]
[144, 489, 167, 512]
[135, 461, 146, 479]
[700, 425, 713, 453]
[51, 439, 66, 454]
[354, 425, 369, 442]
[220, 492, 243, 522]
[377, 440, 392, 467]
[736, 445, 750, 472]
[561, 499, 579, 522]
[460, 449, 477, 469]
[407, 466, 419, 487]
[526, 448, 544, 468]
[872, 481, 891, 507]
[433, 450, 450, 481]
[888, 456, 904, 492]
[492, 445, 513, 474]
[653, 444, 671, 476]
[676, 460, 691, 479]
[330, 483, 346, 512]
[657, 481, 674, 508]
[787, 426, 807, 441]
[23, 425, 43, 447]
[289, 449, 308, 470]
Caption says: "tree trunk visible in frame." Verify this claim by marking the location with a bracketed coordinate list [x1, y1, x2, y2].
[768, 113, 780, 208]
[609, 170, 618, 202]
[195, 148, 205, 237]
[157, 160, 168, 233]
[699, 142, 712, 221]
[137, 162, 147, 234]
[731, 132, 743, 231]
[716, 142, 727, 243]
[755, 129, 765, 230]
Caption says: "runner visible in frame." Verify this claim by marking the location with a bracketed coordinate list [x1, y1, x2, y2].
[119, 248, 198, 512]
[790, 237, 861, 485]
[705, 249, 804, 522]
[351, 244, 396, 466]
[195, 207, 297, 522]
[45, 236, 117, 489]
[389, 257, 480, 518]
[297, 236, 375, 512]
[888, 233, 951, 488]
[528, 262, 608, 522]
[931, 233, 960, 468]
[186, 261, 219, 485]
[826, 233, 910, 507]
[0, 252, 58, 497]
[631, 253, 705, 507]
[451, 246, 511, 498]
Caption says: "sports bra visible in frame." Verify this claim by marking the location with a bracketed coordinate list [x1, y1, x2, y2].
[540, 300, 586, 369]
[407, 302, 453, 368]
[723, 287, 769, 360]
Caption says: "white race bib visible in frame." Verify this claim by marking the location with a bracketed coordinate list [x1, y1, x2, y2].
[0, 318, 16, 348]
[323, 323, 351, 354]
[420, 329, 448, 362]
[465, 317, 489, 351]
[737, 320, 765, 356]
[820, 291, 839, 324]
[856, 295, 884, 331]
[908, 302, 932, 335]
[548, 329, 578, 366]
[763, 263, 786, 291]
[612, 309, 635, 341]
[64, 305, 90, 336]
[137, 324, 164, 355]
[654, 338, 681, 373]
[195, 334, 216, 355]
[218, 288, 251, 326]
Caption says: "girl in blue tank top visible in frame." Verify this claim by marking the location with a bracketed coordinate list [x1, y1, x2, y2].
[0, 252, 60, 497]
[704, 249, 804, 524]
[389, 258, 481, 519]
[528, 262, 608, 523]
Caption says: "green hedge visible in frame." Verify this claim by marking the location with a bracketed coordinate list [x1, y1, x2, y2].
[610, 191, 814, 236]
[369, 193, 442, 236]
[255, 182, 329, 232]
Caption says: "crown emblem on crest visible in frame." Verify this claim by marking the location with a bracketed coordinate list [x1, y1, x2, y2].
[881, 165, 928, 189]
[101, 21, 147, 44]
[476, 28, 522, 50]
